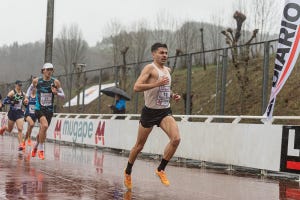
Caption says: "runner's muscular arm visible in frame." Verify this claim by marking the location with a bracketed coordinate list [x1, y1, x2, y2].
[133, 64, 169, 92]
[7, 90, 15, 98]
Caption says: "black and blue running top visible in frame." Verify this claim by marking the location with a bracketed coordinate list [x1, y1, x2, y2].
[9, 89, 25, 111]
[25, 95, 36, 115]
[35, 77, 55, 112]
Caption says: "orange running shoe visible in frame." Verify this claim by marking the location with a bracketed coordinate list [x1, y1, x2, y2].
[123, 190, 132, 200]
[124, 170, 132, 190]
[155, 170, 170, 186]
[27, 139, 32, 146]
[0, 126, 7, 135]
[38, 151, 45, 160]
[31, 148, 37, 157]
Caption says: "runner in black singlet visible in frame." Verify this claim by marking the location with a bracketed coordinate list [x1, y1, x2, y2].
[0, 80, 28, 151]
[27, 63, 65, 160]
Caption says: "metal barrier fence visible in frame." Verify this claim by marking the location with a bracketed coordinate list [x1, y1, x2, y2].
[1, 39, 293, 116]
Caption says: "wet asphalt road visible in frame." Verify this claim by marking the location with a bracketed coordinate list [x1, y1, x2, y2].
[0, 135, 300, 200]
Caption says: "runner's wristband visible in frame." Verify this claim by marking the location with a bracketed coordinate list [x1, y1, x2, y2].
[3, 96, 12, 105]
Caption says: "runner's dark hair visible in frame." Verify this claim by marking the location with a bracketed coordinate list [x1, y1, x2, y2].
[151, 43, 168, 52]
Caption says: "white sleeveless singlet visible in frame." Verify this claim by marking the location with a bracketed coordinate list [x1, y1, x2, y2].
[144, 63, 171, 109]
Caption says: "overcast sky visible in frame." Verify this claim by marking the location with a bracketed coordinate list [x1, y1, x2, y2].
[0, 0, 283, 46]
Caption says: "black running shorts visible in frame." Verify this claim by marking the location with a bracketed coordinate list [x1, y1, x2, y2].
[35, 110, 53, 125]
[140, 106, 172, 128]
[8, 109, 24, 122]
[24, 113, 37, 123]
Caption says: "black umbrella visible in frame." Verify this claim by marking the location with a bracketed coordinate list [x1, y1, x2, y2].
[101, 86, 131, 101]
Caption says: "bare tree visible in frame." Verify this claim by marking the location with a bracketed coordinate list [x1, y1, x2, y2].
[0, 42, 44, 83]
[208, 14, 225, 64]
[221, 12, 247, 66]
[54, 24, 88, 75]
[171, 49, 183, 74]
[105, 20, 148, 90]
[251, 0, 279, 54]
[120, 46, 129, 89]
[231, 0, 279, 55]
[152, 10, 176, 44]
[130, 20, 149, 64]
[221, 11, 258, 114]
[104, 20, 131, 88]
[112, 30, 132, 87]
[9, 42, 20, 79]
[176, 21, 199, 67]
[151, 10, 178, 54]
[53, 23, 88, 100]
[104, 20, 124, 66]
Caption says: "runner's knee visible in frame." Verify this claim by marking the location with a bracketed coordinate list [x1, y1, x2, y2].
[171, 137, 180, 147]
[41, 123, 49, 130]
[7, 126, 13, 132]
[29, 122, 35, 128]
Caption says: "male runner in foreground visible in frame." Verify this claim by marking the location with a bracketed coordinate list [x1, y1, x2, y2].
[124, 43, 181, 189]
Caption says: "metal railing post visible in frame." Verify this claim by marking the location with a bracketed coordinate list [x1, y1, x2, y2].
[220, 48, 228, 115]
[68, 73, 72, 113]
[186, 54, 192, 115]
[262, 41, 270, 114]
[44, 0, 54, 63]
[82, 71, 86, 113]
[98, 69, 102, 113]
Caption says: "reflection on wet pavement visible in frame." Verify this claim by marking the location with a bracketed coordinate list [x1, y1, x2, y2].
[1, 135, 300, 199]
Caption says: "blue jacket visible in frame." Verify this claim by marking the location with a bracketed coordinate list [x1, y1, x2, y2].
[110, 99, 126, 114]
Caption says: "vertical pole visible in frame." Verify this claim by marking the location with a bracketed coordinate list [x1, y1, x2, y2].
[215, 51, 221, 114]
[98, 69, 102, 113]
[68, 72, 72, 113]
[82, 71, 86, 113]
[186, 54, 192, 115]
[44, 0, 55, 63]
[75, 66, 80, 111]
[114, 66, 120, 87]
[220, 48, 228, 115]
[262, 41, 270, 114]
[200, 28, 206, 70]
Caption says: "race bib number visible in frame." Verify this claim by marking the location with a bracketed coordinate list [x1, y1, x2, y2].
[156, 85, 170, 106]
[29, 105, 35, 114]
[40, 93, 52, 106]
[13, 101, 22, 110]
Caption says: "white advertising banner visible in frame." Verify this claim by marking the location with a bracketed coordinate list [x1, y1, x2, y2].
[0, 112, 285, 172]
[49, 117, 139, 149]
[46, 116, 283, 172]
[263, 0, 300, 122]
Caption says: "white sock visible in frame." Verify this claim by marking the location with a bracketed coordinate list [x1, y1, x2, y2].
[38, 143, 44, 151]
